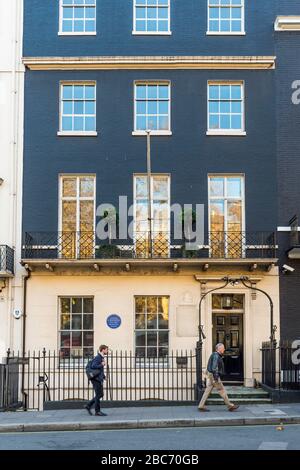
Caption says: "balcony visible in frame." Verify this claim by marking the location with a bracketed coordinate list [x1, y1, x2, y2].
[22, 231, 277, 271]
[0, 245, 15, 277]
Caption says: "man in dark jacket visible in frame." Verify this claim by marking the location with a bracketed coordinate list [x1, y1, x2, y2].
[85, 345, 108, 416]
[198, 343, 239, 412]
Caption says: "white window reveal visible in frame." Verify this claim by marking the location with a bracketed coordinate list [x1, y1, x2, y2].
[135, 296, 169, 359]
[207, 82, 245, 135]
[59, 83, 97, 136]
[59, 0, 96, 35]
[208, 0, 245, 35]
[59, 175, 96, 259]
[59, 296, 94, 361]
[208, 175, 245, 258]
[134, 82, 171, 135]
[133, 0, 171, 35]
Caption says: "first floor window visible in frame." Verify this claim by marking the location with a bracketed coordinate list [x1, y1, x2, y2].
[208, 82, 244, 133]
[60, 175, 96, 259]
[208, 0, 244, 34]
[60, 82, 96, 133]
[135, 296, 169, 359]
[60, 0, 96, 34]
[209, 175, 244, 258]
[134, 0, 170, 34]
[135, 82, 170, 133]
[59, 296, 94, 360]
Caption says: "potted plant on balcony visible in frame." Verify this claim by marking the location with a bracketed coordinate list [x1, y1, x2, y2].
[95, 209, 120, 259]
[180, 208, 198, 258]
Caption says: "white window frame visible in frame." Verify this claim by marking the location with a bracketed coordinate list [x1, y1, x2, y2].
[134, 295, 170, 361]
[58, 81, 97, 136]
[132, 0, 171, 36]
[207, 0, 245, 36]
[58, 174, 96, 235]
[133, 174, 171, 244]
[208, 174, 245, 257]
[58, 0, 97, 36]
[58, 296, 95, 364]
[133, 81, 172, 136]
[206, 81, 246, 136]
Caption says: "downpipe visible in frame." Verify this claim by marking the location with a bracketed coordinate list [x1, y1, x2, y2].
[21, 267, 31, 410]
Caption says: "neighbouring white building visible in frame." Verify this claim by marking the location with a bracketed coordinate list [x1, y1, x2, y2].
[0, 0, 25, 357]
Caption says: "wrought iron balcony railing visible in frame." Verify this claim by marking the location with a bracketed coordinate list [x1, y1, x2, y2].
[0, 245, 15, 275]
[22, 231, 277, 261]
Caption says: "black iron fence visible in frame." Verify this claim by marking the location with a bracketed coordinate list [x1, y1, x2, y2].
[0, 359, 21, 411]
[22, 231, 277, 260]
[261, 341, 300, 390]
[2, 349, 197, 411]
[0, 245, 14, 275]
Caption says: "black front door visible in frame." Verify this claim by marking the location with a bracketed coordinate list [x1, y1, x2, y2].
[212, 312, 244, 381]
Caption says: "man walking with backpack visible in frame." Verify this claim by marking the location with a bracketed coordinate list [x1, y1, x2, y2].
[85, 345, 109, 416]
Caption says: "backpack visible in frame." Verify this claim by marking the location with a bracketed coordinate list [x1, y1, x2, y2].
[85, 358, 101, 381]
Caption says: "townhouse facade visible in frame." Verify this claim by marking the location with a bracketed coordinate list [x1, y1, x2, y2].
[20, 0, 283, 391]
[275, 1, 300, 341]
[0, 0, 25, 357]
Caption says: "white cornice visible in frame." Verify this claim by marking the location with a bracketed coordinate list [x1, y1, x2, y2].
[22, 55, 276, 71]
[275, 16, 300, 31]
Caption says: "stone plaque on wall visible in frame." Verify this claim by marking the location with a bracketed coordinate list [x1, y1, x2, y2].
[176, 305, 198, 337]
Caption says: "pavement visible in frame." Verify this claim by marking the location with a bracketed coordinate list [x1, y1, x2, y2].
[1, 403, 300, 433]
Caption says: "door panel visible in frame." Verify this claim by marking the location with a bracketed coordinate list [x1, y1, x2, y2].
[212, 312, 244, 381]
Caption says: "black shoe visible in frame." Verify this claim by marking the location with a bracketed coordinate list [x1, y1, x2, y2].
[95, 411, 107, 416]
[84, 405, 93, 416]
[198, 407, 210, 412]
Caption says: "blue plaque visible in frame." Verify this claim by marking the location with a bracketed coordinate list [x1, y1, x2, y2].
[107, 314, 122, 329]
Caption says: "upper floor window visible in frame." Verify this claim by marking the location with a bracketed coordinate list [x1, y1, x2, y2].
[207, 0, 245, 35]
[133, 0, 171, 35]
[59, 0, 96, 35]
[133, 82, 171, 136]
[207, 82, 245, 135]
[59, 83, 97, 136]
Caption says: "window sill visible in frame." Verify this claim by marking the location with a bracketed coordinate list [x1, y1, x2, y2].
[58, 32, 97, 36]
[132, 131, 172, 136]
[57, 131, 98, 137]
[132, 31, 172, 36]
[206, 31, 246, 36]
[206, 130, 246, 136]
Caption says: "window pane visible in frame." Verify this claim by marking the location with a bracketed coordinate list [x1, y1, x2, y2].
[61, 297, 71, 313]
[210, 178, 224, 197]
[72, 297, 82, 313]
[83, 297, 94, 312]
[83, 331, 94, 347]
[61, 314, 71, 330]
[135, 296, 146, 313]
[83, 314, 93, 330]
[227, 178, 242, 198]
[72, 315, 82, 330]
[80, 178, 94, 197]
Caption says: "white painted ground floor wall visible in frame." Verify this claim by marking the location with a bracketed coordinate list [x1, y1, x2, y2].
[24, 268, 279, 387]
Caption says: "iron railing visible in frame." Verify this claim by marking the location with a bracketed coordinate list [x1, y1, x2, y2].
[3, 349, 197, 411]
[261, 341, 300, 390]
[22, 231, 277, 260]
[0, 245, 14, 274]
[0, 358, 21, 411]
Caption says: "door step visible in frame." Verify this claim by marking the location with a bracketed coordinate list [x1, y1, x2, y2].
[206, 386, 272, 405]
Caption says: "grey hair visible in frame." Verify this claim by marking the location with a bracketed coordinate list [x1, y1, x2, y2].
[215, 343, 224, 351]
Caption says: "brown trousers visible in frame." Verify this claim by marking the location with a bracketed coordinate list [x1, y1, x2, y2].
[198, 372, 233, 409]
